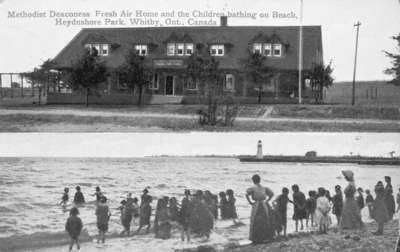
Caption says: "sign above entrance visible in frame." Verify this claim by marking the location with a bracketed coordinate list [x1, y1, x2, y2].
[153, 59, 185, 68]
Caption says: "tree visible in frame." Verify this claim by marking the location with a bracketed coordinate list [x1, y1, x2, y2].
[244, 52, 274, 104]
[25, 59, 56, 105]
[67, 48, 108, 107]
[118, 48, 152, 106]
[186, 52, 224, 125]
[384, 34, 400, 86]
[309, 62, 334, 103]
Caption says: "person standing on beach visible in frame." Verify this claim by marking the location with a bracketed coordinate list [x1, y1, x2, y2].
[60, 187, 69, 206]
[73, 186, 85, 204]
[339, 170, 363, 230]
[384, 176, 396, 219]
[178, 189, 193, 242]
[396, 187, 400, 213]
[356, 187, 365, 213]
[291, 184, 307, 232]
[137, 194, 152, 234]
[332, 185, 343, 224]
[154, 198, 172, 239]
[365, 189, 374, 218]
[169, 197, 179, 222]
[372, 181, 389, 235]
[246, 174, 275, 244]
[140, 188, 149, 207]
[96, 196, 111, 243]
[65, 207, 83, 252]
[315, 188, 331, 234]
[305, 190, 317, 228]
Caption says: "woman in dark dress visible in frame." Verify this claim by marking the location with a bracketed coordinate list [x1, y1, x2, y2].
[178, 189, 193, 241]
[154, 198, 172, 239]
[332, 185, 344, 224]
[384, 176, 396, 220]
[291, 184, 307, 232]
[226, 189, 238, 220]
[246, 174, 275, 244]
[339, 170, 363, 230]
[219, 191, 228, 219]
[372, 181, 389, 235]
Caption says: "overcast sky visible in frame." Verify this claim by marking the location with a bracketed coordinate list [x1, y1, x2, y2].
[0, 0, 399, 82]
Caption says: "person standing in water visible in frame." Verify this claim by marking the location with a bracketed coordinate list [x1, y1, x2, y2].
[305, 190, 317, 228]
[178, 189, 193, 242]
[356, 187, 365, 213]
[96, 196, 111, 243]
[60, 187, 69, 205]
[315, 188, 332, 234]
[219, 191, 228, 219]
[384, 176, 396, 220]
[137, 194, 152, 234]
[246, 174, 275, 244]
[291, 184, 307, 232]
[73, 186, 85, 204]
[339, 170, 363, 230]
[93, 186, 103, 203]
[65, 207, 83, 252]
[188, 190, 214, 239]
[275, 187, 291, 237]
[226, 189, 239, 223]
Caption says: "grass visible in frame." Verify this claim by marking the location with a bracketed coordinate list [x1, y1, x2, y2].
[0, 113, 399, 132]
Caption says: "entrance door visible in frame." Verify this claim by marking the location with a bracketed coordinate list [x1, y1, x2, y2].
[165, 75, 174, 95]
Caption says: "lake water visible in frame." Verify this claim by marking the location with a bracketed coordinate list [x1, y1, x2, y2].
[0, 156, 399, 251]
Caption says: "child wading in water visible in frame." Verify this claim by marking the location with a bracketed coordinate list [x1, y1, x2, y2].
[74, 186, 85, 204]
[60, 187, 69, 206]
[65, 207, 83, 251]
[275, 187, 291, 237]
[305, 190, 317, 228]
[226, 189, 239, 224]
[96, 196, 111, 243]
[332, 185, 343, 224]
[291, 184, 307, 232]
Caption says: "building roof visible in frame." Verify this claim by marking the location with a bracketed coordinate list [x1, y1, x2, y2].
[53, 25, 323, 71]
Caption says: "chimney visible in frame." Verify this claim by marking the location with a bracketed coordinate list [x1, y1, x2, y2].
[220, 16, 228, 27]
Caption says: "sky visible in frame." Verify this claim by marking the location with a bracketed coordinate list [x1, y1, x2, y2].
[0, 0, 399, 82]
[0, 133, 399, 157]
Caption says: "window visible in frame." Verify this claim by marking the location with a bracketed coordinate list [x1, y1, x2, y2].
[149, 73, 159, 90]
[100, 44, 109, 56]
[185, 43, 194, 55]
[225, 74, 235, 91]
[167, 43, 175, 56]
[263, 43, 272, 56]
[273, 44, 282, 57]
[253, 43, 262, 54]
[186, 78, 198, 90]
[135, 45, 148, 56]
[210, 44, 224, 56]
[176, 43, 185, 56]
[85, 43, 109, 56]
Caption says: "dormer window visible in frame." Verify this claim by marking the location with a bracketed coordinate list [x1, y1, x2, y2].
[85, 43, 109, 56]
[253, 43, 262, 54]
[273, 44, 282, 57]
[135, 45, 148, 56]
[264, 43, 272, 56]
[176, 43, 185, 56]
[167, 43, 175, 56]
[166, 43, 194, 56]
[210, 44, 224, 56]
[185, 43, 193, 55]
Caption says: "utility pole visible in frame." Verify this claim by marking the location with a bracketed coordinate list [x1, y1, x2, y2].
[352, 21, 361, 106]
[298, 0, 304, 104]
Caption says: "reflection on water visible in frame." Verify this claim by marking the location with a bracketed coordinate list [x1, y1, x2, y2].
[0, 157, 399, 251]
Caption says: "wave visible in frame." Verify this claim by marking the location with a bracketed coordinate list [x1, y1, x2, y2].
[0, 229, 91, 252]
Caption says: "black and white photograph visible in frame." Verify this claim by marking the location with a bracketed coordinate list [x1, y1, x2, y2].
[0, 0, 400, 251]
